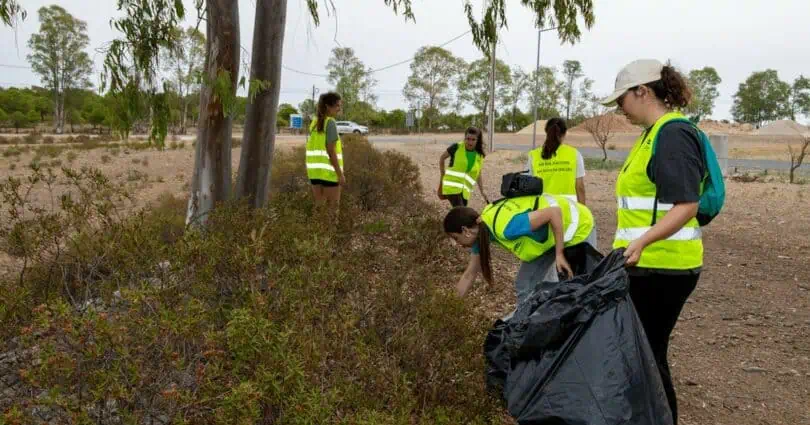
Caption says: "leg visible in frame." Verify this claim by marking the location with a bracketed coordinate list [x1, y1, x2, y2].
[310, 181, 326, 204]
[323, 185, 342, 203]
[513, 251, 557, 305]
[447, 194, 465, 207]
[629, 273, 699, 424]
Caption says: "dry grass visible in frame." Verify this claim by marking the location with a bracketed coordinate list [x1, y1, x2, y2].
[0, 137, 808, 425]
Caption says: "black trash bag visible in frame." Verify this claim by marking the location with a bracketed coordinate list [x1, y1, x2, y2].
[483, 243, 603, 400]
[485, 249, 673, 425]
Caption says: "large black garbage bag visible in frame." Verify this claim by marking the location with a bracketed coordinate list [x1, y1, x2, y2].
[485, 249, 673, 425]
[483, 243, 604, 399]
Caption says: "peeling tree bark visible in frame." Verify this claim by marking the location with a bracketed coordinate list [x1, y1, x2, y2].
[186, 0, 240, 226]
[235, 0, 288, 208]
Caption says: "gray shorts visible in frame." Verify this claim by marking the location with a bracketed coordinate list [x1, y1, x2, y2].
[513, 228, 598, 306]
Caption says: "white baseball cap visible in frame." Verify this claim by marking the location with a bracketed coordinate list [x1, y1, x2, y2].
[599, 59, 664, 106]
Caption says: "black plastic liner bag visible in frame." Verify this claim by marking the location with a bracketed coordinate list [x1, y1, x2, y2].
[483, 248, 673, 425]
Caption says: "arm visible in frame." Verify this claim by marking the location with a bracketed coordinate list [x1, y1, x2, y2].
[575, 177, 586, 205]
[325, 120, 344, 184]
[477, 173, 489, 203]
[456, 254, 482, 297]
[325, 142, 343, 182]
[527, 206, 573, 278]
[575, 150, 586, 204]
[527, 207, 565, 255]
[439, 151, 449, 178]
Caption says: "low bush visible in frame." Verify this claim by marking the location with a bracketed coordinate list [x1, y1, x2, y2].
[0, 137, 505, 424]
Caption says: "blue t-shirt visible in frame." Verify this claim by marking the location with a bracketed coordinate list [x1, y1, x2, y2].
[471, 212, 549, 254]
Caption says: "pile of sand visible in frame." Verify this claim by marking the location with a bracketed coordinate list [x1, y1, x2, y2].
[570, 113, 639, 133]
[697, 120, 755, 135]
[516, 120, 548, 135]
[755, 120, 810, 136]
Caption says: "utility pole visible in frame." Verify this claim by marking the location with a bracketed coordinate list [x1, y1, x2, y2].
[530, 25, 558, 150]
[486, 0, 497, 153]
[307, 85, 319, 137]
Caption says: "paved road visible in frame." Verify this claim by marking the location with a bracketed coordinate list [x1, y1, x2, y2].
[367, 136, 810, 174]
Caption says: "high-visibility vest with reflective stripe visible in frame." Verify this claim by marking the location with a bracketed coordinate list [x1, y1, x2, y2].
[529, 144, 579, 202]
[442, 142, 483, 200]
[305, 117, 343, 182]
[479, 194, 594, 263]
[613, 111, 703, 269]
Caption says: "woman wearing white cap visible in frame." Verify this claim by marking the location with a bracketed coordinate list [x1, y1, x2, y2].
[600, 59, 705, 424]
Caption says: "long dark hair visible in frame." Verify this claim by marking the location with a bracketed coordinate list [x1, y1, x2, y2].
[644, 63, 692, 109]
[443, 207, 492, 284]
[541, 118, 567, 160]
[315, 92, 341, 132]
[465, 126, 485, 157]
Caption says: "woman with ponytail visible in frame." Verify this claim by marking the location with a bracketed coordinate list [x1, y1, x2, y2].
[305, 92, 344, 204]
[527, 118, 587, 204]
[438, 126, 489, 207]
[600, 59, 705, 425]
[442, 193, 596, 304]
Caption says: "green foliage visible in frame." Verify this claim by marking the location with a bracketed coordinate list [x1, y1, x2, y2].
[732, 69, 792, 127]
[27, 5, 94, 132]
[585, 157, 623, 170]
[685, 67, 722, 121]
[458, 58, 512, 118]
[0, 140, 505, 423]
[464, 0, 595, 55]
[403, 46, 464, 127]
[277, 103, 298, 124]
[327, 47, 378, 117]
[0, 0, 26, 27]
[789, 75, 810, 121]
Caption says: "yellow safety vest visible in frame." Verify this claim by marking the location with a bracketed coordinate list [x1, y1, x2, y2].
[305, 117, 343, 182]
[529, 144, 579, 202]
[479, 194, 594, 263]
[441, 142, 484, 200]
[613, 111, 703, 270]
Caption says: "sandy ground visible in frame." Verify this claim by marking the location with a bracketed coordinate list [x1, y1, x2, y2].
[1, 140, 809, 425]
[2, 130, 809, 162]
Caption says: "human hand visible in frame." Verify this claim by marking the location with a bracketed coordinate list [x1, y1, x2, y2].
[555, 253, 573, 279]
[339, 174, 346, 186]
[623, 239, 645, 266]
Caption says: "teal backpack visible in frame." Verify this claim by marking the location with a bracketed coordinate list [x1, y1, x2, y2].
[652, 118, 726, 226]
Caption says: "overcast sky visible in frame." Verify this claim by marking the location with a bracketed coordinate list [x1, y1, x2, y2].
[2, 0, 809, 123]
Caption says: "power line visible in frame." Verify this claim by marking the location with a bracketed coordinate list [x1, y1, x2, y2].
[283, 29, 472, 78]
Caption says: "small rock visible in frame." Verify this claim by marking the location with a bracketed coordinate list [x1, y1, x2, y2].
[685, 379, 699, 386]
[742, 366, 768, 373]
[778, 369, 801, 377]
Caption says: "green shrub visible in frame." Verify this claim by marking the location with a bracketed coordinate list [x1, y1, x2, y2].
[66, 151, 78, 163]
[0, 139, 506, 424]
[585, 157, 623, 170]
[100, 154, 111, 164]
[22, 132, 40, 144]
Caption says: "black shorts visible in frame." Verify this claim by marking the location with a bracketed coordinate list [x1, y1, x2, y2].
[446, 194, 468, 207]
[310, 179, 339, 187]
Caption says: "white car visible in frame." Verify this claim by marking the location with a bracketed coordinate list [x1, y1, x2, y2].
[335, 121, 369, 135]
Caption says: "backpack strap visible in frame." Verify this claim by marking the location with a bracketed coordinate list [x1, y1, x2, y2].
[649, 117, 704, 226]
[490, 196, 542, 239]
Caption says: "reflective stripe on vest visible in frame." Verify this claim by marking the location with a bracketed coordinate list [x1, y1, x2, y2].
[617, 196, 673, 211]
[529, 144, 579, 200]
[305, 117, 344, 182]
[542, 194, 578, 242]
[478, 194, 594, 263]
[613, 111, 703, 269]
[442, 142, 483, 200]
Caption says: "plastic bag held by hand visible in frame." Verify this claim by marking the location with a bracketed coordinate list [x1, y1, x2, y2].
[484, 249, 673, 425]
